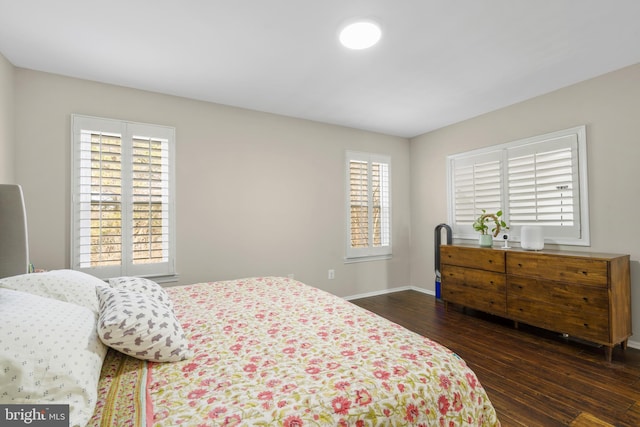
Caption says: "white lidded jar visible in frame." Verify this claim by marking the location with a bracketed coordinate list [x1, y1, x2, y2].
[521, 226, 544, 250]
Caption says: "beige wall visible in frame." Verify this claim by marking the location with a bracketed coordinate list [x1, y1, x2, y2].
[410, 63, 640, 342]
[0, 53, 14, 183]
[6, 54, 639, 332]
[13, 68, 411, 296]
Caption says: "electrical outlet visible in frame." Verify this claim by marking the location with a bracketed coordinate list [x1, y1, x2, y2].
[287, 273, 294, 279]
[328, 269, 335, 280]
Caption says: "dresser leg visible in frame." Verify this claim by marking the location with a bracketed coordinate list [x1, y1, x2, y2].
[604, 346, 613, 362]
[621, 339, 628, 351]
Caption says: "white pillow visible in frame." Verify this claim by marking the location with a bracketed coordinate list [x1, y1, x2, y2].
[0, 269, 104, 313]
[0, 288, 108, 427]
[96, 285, 192, 362]
[108, 276, 174, 310]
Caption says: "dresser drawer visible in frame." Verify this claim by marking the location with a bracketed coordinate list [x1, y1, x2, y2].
[507, 277, 609, 342]
[507, 252, 609, 286]
[441, 265, 506, 316]
[441, 245, 505, 273]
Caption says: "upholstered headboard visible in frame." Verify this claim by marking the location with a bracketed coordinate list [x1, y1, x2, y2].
[0, 184, 30, 278]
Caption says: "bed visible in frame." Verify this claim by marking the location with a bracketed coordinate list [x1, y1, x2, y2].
[0, 272, 500, 426]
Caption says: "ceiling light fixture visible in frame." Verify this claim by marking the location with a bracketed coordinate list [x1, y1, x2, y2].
[339, 20, 382, 50]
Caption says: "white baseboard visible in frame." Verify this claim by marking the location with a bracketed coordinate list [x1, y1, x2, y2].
[343, 285, 433, 301]
[343, 287, 639, 351]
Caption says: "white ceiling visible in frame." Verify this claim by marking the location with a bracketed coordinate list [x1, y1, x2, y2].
[1, 1, 639, 138]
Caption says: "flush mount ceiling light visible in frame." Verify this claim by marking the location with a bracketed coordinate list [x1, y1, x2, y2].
[339, 20, 382, 50]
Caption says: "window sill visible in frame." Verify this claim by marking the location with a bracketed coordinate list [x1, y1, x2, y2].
[344, 254, 392, 264]
[144, 273, 180, 284]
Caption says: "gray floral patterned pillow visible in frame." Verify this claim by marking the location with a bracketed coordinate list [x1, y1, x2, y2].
[108, 276, 173, 310]
[96, 285, 191, 362]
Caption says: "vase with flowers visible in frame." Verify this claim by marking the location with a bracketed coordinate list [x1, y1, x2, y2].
[473, 209, 508, 247]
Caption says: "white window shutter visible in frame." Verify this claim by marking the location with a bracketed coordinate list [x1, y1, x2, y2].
[447, 126, 588, 246]
[78, 129, 123, 269]
[507, 134, 580, 239]
[449, 151, 503, 238]
[346, 151, 392, 260]
[349, 159, 369, 248]
[72, 115, 175, 279]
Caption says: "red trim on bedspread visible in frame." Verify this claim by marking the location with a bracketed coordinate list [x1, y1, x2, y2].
[146, 363, 154, 427]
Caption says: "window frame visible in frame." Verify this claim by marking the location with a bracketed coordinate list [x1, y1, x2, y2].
[71, 114, 177, 280]
[447, 126, 590, 246]
[345, 150, 392, 261]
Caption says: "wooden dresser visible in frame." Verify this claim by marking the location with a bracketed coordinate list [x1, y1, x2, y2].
[440, 244, 631, 361]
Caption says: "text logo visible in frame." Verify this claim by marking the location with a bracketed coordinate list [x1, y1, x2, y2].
[0, 405, 69, 426]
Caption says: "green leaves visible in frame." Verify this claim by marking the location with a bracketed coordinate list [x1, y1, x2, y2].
[473, 210, 509, 237]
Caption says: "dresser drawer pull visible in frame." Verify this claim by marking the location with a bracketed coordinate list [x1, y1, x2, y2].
[582, 271, 588, 275]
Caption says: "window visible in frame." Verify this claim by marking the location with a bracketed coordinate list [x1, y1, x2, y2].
[447, 126, 589, 245]
[345, 151, 391, 260]
[71, 115, 176, 279]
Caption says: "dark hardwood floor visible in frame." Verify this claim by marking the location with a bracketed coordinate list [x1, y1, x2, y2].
[350, 290, 640, 427]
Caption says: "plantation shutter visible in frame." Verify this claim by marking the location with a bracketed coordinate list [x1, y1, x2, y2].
[72, 115, 175, 279]
[507, 134, 580, 239]
[78, 129, 123, 269]
[447, 126, 588, 245]
[449, 151, 503, 236]
[373, 160, 391, 248]
[129, 126, 171, 270]
[349, 160, 369, 248]
[346, 151, 391, 259]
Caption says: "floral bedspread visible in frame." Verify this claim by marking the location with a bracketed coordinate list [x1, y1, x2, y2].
[146, 277, 499, 426]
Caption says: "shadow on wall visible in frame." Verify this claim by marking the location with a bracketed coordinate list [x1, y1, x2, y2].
[627, 260, 640, 349]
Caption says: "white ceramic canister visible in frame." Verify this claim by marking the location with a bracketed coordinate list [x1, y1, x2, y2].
[521, 226, 544, 250]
